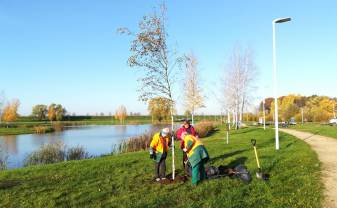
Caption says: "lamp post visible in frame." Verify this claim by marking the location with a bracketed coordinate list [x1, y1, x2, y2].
[272, 17, 291, 150]
[263, 98, 266, 130]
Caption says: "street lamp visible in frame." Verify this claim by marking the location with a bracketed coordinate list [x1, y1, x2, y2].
[272, 17, 291, 150]
[263, 97, 266, 130]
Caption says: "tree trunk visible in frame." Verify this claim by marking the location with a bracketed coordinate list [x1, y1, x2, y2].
[170, 105, 175, 180]
[227, 110, 231, 130]
[232, 111, 235, 127]
[263, 100, 266, 130]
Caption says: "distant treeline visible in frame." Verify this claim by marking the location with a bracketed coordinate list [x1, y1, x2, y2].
[260, 94, 337, 122]
[17, 115, 223, 122]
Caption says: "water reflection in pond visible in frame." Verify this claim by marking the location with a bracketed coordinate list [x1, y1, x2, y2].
[0, 124, 167, 169]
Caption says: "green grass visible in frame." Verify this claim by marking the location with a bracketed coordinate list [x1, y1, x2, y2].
[0, 127, 323, 207]
[290, 123, 337, 139]
[0, 127, 35, 136]
[0, 127, 54, 136]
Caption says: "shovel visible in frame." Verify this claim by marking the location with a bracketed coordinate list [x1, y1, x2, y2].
[251, 139, 269, 180]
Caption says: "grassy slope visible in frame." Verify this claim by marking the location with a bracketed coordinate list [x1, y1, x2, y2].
[0, 127, 323, 208]
[0, 127, 35, 136]
[290, 123, 337, 139]
[0, 127, 54, 136]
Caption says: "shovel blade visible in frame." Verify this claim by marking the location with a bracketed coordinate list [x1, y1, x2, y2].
[256, 172, 263, 179]
[256, 171, 269, 180]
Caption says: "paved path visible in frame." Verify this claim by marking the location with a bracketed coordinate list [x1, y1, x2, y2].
[280, 129, 337, 208]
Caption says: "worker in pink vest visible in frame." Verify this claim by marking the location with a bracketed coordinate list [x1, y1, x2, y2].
[176, 119, 197, 174]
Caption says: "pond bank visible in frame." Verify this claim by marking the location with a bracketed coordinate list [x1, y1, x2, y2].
[0, 127, 323, 207]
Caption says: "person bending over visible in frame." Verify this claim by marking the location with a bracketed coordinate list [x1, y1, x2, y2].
[181, 132, 209, 185]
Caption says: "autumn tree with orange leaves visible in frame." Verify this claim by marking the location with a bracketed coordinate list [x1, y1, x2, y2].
[2, 99, 20, 123]
[48, 103, 66, 122]
[115, 105, 127, 124]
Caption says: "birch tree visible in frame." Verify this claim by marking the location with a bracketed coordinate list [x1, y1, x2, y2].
[222, 47, 257, 129]
[118, 3, 182, 179]
[183, 53, 204, 125]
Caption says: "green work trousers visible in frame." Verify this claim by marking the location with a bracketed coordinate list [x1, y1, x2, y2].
[191, 161, 207, 185]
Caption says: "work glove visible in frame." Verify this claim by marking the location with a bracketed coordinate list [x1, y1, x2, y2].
[150, 154, 154, 159]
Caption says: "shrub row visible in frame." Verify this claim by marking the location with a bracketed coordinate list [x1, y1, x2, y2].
[112, 121, 217, 154]
[194, 121, 217, 138]
[24, 142, 90, 167]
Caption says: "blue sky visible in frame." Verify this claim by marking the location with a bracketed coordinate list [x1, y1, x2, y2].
[0, 0, 336, 115]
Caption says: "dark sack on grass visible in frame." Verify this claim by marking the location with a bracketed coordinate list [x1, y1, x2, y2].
[234, 164, 252, 183]
[206, 166, 219, 177]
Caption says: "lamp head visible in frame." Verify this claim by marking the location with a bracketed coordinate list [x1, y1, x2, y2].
[273, 17, 291, 23]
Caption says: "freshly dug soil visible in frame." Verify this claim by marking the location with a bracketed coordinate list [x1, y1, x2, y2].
[152, 174, 188, 185]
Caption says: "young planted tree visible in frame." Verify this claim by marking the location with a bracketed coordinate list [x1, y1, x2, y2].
[118, 3, 182, 179]
[32, 104, 48, 120]
[183, 53, 204, 125]
[2, 99, 20, 124]
[115, 105, 127, 124]
[222, 47, 257, 129]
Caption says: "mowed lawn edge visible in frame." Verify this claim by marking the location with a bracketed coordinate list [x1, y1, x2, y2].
[289, 123, 337, 140]
[0, 127, 323, 208]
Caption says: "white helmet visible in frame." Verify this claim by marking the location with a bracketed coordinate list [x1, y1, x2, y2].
[161, 128, 170, 137]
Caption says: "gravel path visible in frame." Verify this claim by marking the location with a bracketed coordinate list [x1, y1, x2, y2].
[280, 128, 337, 208]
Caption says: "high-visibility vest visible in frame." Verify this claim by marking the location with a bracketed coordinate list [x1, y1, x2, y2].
[183, 135, 203, 158]
[150, 132, 169, 154]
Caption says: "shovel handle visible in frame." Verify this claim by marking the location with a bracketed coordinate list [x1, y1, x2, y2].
[251, 139, 256, 146]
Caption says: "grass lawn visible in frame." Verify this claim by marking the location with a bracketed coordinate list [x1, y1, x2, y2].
[289, 123, 337, 139]
[0, 127, 323, 207]
[0, 127, 35, 136]
[0, 127, 54, 136]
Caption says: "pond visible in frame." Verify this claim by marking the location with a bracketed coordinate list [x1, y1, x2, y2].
[0, 124, 167, 169]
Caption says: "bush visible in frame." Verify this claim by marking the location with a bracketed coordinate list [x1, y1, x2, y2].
[195, 121, 216, 138]
[34, 126, 51, 134]
[24, 143, 92, 167]
[24, 142, 65, 166]
[66, 146, 90, 160]
[112, 131, 155, 154]
[52, 123, 64, 132]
